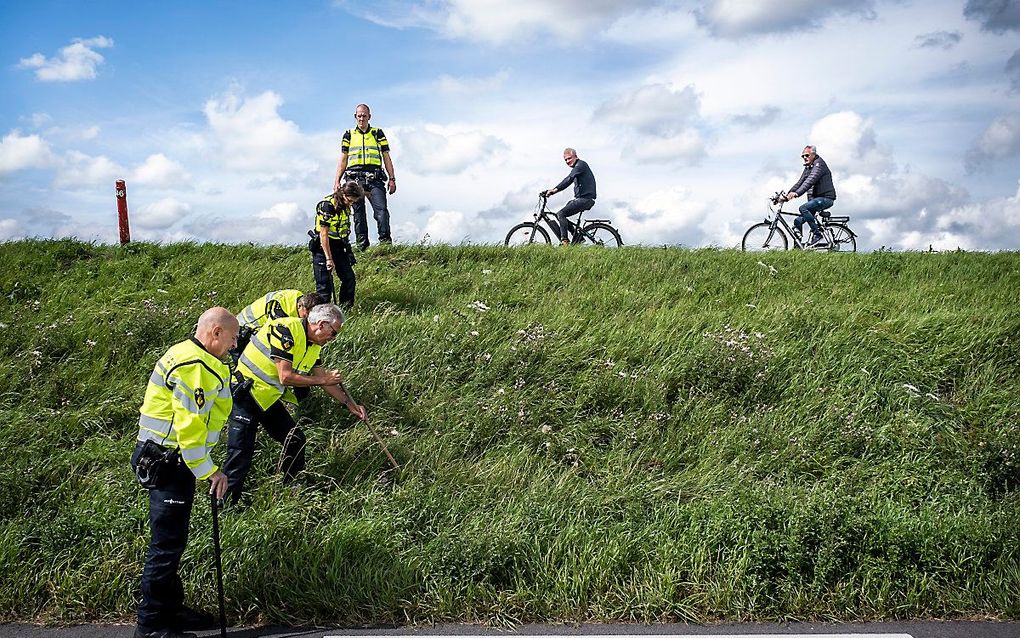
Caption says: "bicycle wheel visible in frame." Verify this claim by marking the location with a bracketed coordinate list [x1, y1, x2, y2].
[581, 222, 623, 247]
[827, 224, 857, 252]
[504, 222, 551, 246]
[741, 223, 789, 251]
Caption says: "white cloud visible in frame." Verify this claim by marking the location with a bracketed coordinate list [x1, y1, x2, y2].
[610, 185, 716, 245]
[347, 0, 657, 44]
[965, 112, 1020, 173]
[694, 0, 876, 37]
[17, 36, 114, 82]
[184, 202, 312, 245]
[808, 111, 895, 175]
[964, 0, 1020, 33]
[596, 84, 702, 136]
[397, 125, 509, 175]
[135, 198, 192, 230]
[0, 218, 20, 240]
[630, 131, 708, 166]
[203, 86, 305, 170]
[434, 70, 510, 94]
[0, 130, 57, 174]
[132, 153, 191, 188]
[914, 30, 963, 49]
[55, 150, 124, 189]
[595, 84, 708, 165]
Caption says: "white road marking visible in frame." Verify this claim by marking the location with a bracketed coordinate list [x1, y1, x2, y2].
[325, 635, 914, 638]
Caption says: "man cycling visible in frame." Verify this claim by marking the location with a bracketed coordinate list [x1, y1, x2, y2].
[541, 148, 596, 246]
[784, 145, 837, 247]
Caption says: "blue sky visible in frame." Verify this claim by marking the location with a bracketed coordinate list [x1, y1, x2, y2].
[1, 0, 1018, 250]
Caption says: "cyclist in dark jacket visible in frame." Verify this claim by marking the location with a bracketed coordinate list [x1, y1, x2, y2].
[784, 145, 836, 246]
[542, 148, 596, 246]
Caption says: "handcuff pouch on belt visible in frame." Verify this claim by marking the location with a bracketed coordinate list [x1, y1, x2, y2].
[135, 440, 179, 490]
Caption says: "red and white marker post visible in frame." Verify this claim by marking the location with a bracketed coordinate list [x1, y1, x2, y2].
[115, 179, 131, 245]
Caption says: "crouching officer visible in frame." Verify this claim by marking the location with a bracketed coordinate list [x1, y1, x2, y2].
[131, 307, 238, 638]
[233, 289, 320, 356]
[310, 182, 364, 308]
[222, 303, 366, 503]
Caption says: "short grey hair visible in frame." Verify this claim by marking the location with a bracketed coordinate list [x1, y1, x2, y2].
[563, 147, 577, 155]
[308, 303, 344, 326]
[804, 145, 817, 153]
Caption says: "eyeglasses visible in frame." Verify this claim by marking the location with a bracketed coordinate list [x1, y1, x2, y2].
[321, 321, 338, 339]
[801, 154, 812, 159]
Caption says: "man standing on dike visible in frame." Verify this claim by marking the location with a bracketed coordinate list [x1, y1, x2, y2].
[223, 303, 367, 503]
[311, 181, 365, 308]
[784, 145, 837, 247]
[333, 103, 397, 250]
[131, 306, 238, 638]
[541, 147, 597, 246]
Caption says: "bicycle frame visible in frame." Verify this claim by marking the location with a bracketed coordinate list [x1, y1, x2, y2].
[764, 195, 850, 249]
[532, 195, 606, 243]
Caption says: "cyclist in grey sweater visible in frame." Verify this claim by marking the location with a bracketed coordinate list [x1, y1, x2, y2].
[542, 148, 597, 246]
[784, 145, 836, 246]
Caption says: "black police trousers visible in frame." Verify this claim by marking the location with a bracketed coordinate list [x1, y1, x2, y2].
[311, 238, 356, 308]
[223, 391, 306, 503]
[131, 441, 195, 633]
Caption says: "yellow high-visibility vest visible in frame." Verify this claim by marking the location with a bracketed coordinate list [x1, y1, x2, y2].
[344, 127, 384, 168]
[236, 289, 304, 330]
[236, 316, 322, 410]
[137, 338, 232, 480]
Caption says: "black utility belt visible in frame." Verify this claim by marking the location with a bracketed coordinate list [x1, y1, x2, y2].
[344, 169, 385, 182]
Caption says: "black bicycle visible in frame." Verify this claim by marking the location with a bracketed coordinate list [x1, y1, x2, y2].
[504, 194, 623, 247]
[741, 191, 857, 252]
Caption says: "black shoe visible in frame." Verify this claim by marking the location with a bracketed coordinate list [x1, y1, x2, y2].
[356, 241, 370, 251]
[134, 628, 197, 638]
[170, 606, 216, 631]
[378, 238, 392, 245]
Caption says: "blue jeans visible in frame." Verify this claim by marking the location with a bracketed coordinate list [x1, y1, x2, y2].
[350, 176, 391, 248]
[131, 442, 195, 633]
[794, 197, 834, 236]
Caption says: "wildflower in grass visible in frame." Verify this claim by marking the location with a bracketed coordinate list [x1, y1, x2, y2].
[85, 339, 97, 347]
[541, 424, 552, 434]
[470, 330, 479, 337]
[468, 301, 489, 312]
[756, 261, 778, 274]
[433, 314, 440, 322]
[482, 269, 493, 274]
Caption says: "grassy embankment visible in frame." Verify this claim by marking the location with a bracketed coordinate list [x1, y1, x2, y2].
[0, 240, 1018, 626]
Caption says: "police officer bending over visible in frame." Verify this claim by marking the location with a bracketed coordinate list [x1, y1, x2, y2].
[234, 289, 320, 356]
[131, 307, 238, 638]
[310, 182, 364, 308]
[223, 303, 366, 503]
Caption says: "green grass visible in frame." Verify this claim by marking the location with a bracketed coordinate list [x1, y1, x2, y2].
[0, 239, 1018, 626]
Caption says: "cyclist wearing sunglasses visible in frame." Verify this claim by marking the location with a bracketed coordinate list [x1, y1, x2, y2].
[784, 145, 837, 247]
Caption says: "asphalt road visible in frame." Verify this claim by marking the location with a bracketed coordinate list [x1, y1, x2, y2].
[1, 622, 1019, 638]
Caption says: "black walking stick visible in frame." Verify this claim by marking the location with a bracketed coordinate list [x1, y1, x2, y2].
[210, 493, 227, 638]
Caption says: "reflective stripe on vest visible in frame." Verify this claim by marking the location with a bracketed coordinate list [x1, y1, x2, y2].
[237, 290, 303, 330]
[137, 339, 231, 480]
[237, 318, 321, 410]
[347, 128, 383, 167]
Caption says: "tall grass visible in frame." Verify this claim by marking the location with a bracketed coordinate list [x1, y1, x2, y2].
[0, 239, 1017, 625]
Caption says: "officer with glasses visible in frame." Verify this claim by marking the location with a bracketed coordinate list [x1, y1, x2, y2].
[784, 145, 837, 247]
[222, 303, 367, 503]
